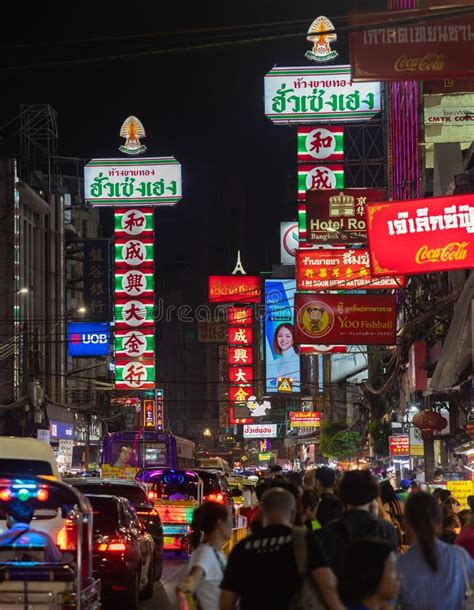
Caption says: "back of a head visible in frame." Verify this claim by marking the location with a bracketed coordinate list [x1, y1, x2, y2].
[315, 466, 335, 489]
[269, 465, 283, 475]
[340, 470, 378, 507]
[317, 494, 343, 527]
[340, 539, 393, 605]
[405, 492, 442, 572]
[302, 488, 318, 512]
[255, 479, 271, 502]
[261, 487, 296, 520]
[7, 498, 34, 524]
[380, 481, 397, 504]
[302, 470, 315, 489]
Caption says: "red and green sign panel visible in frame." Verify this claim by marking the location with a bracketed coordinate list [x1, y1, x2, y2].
[298, 164, 344, 200]
[297, 127, 343, 163]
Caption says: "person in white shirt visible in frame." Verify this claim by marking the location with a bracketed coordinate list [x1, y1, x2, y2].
[177, 502, 233, 610]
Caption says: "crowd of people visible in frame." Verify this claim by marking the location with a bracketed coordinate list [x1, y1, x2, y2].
[177, 465, 474, 610]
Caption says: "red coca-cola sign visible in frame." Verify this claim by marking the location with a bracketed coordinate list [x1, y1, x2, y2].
[366, 194, 474, 276]
[349, 8, 474, 81]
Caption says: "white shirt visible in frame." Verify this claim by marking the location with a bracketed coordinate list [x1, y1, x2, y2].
[189, 543, 227, 610]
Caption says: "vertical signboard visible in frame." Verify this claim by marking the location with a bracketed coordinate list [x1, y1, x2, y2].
[228, 306, 255, 423]
[155, 389, 164, 430]
[265, 279, 300, 393]
[83, 240, 111, 321]
[297, 127, 344, 162]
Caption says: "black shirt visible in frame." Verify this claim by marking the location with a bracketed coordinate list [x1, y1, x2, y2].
[320, 509, 398, 581]
[221, 524, 328, 610]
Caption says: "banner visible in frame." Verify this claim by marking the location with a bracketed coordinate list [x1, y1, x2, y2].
[366, 194, 474, 276]
[83, 240, 111, 321]
[208, 276, 261, 303]
[84, 157, 182, 206]
[295, 293, 397, 345]
[296, 249, 404, 290]
[389, 435, 410, 457]
[290, 412, 321, 428]
[305, 188, 387, 245]
[264, 65, 381, 123]
[297, 127, 344, 162]
[265, 280, 301, 393]
[349, 8, 474, 81]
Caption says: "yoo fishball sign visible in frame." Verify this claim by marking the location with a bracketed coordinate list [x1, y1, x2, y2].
[366, 194, 474, 276]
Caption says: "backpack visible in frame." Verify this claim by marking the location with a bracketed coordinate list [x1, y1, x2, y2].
[289, 526, 329, 610]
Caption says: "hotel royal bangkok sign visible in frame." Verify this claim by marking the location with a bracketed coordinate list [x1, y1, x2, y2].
[366, 194, 474, 276]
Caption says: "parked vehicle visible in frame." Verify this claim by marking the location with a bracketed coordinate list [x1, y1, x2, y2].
[101, 430, 196, 479]
[136, 468, 203, 554]
[87, 494, 155, 609]
[66, 477, 163, 579]
[0, 474, 101, 609]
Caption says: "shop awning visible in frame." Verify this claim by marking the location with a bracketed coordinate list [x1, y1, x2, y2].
[429, 270, 474, 392]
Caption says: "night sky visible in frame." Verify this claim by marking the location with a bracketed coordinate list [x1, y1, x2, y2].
[1, 0, 357, 305]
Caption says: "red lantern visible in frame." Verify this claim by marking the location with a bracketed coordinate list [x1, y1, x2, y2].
[412, 410, 447, 439]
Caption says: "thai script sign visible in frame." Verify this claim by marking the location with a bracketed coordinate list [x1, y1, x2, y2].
[366, 194, 474, 276]
[349, 9, 474, 81]
[298, 164, 344, 199]
[424, 93, 474, 144]
[208, 276, 261, 303]
[290, 411, 321, 428]
[84, 157, 182, 206]
[264, 65, 381, 124]
[296, 249, 404, 290]
[83, 240, 111, 321]
[304, 188, 387, 244]
[243, 424, 278, 439]
[295, 293, 397, 346]
[389, 435, 409, 457]
[297, 127, 344, 162]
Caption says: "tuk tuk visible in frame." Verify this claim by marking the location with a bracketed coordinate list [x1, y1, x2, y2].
[136, 468, 203, 554]
[0, 474, 100, 609]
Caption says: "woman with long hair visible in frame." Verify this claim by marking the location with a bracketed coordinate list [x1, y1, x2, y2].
[398, 492, 474, 609]
[177, 502, 232, 610]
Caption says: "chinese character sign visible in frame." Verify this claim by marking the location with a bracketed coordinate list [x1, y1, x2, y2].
[83, 240, 111, 321]
[298, 164, 344, 200]
[84, 158, 182, 206]
[297, 127, 344, 162]
[115, 207, 155, 390]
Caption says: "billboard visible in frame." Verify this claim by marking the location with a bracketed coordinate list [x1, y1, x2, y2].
[264, 65, 381, 124]
[67, 322, 110, 357]
[243, 424, 278, 439]
[280, 222, 299, 265]
[265, 279, 301, 393]
[208, 276, 261, 303]
[297, 127, 344, 162]
[84, 157, 182, 206]
[349, 8, 474, 81]
[366, 194, 474, 276]
[296, 249, 404, 291]
[290, 412, 321, 428]
[295, 293, 397, 346]
[305, 188, 387, 245]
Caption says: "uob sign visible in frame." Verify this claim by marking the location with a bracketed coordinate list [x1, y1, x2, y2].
[67, 322, 110, 357]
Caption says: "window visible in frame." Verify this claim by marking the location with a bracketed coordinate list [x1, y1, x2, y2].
[87, 496, 119, 535]
[75, 483, 148, 508]
[0, 459, 53, 476]
[139, 442, 167, 467]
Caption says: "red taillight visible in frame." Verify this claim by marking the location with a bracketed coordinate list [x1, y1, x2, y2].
[56, 520, 77, 551]
[96, 539, 127, 553]
[37, 489, 49, 502]
[206, 493, 225, 504]
[0, 489, 12, 502]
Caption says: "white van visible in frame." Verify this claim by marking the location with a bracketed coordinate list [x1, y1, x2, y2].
[0, 436, 61, 480]
[197, 457, 231, 476]
[0, 437, 63, 542]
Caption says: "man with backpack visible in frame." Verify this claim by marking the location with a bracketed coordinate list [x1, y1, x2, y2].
[320, 470, 398, 581]
[220, 487, 344, 610]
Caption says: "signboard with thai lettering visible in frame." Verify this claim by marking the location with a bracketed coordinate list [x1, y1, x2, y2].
[366, 194, 474, 276]
[264, 65, 381, 124]
[389, 435, 410, 457]
[295, 293, 397, 346]
[349, 8, 474, 81]
[305, 188, 387, 245]
[208, 276, 261, 303]
[290, 411, 321, 428]
[84, 157, 182, 206]
[296, 249, 404, 290]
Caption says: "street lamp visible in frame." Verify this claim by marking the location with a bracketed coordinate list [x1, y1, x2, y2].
[77, 306, 87, 315]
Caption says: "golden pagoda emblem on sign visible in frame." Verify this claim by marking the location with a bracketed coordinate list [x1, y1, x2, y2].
[305, 16, 338, 63]
[119, 115, 147, 155]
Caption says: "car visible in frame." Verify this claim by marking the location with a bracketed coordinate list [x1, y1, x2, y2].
[66, 477, 163, 579]
[192, 468, 235, 515]
[87, 494, 155, 609]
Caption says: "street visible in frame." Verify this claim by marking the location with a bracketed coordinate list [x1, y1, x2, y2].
[139, 555, 188, 610]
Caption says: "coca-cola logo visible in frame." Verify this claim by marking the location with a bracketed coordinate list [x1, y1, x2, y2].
[394, 53, 445, 73]
[415, 241, 469, 265]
